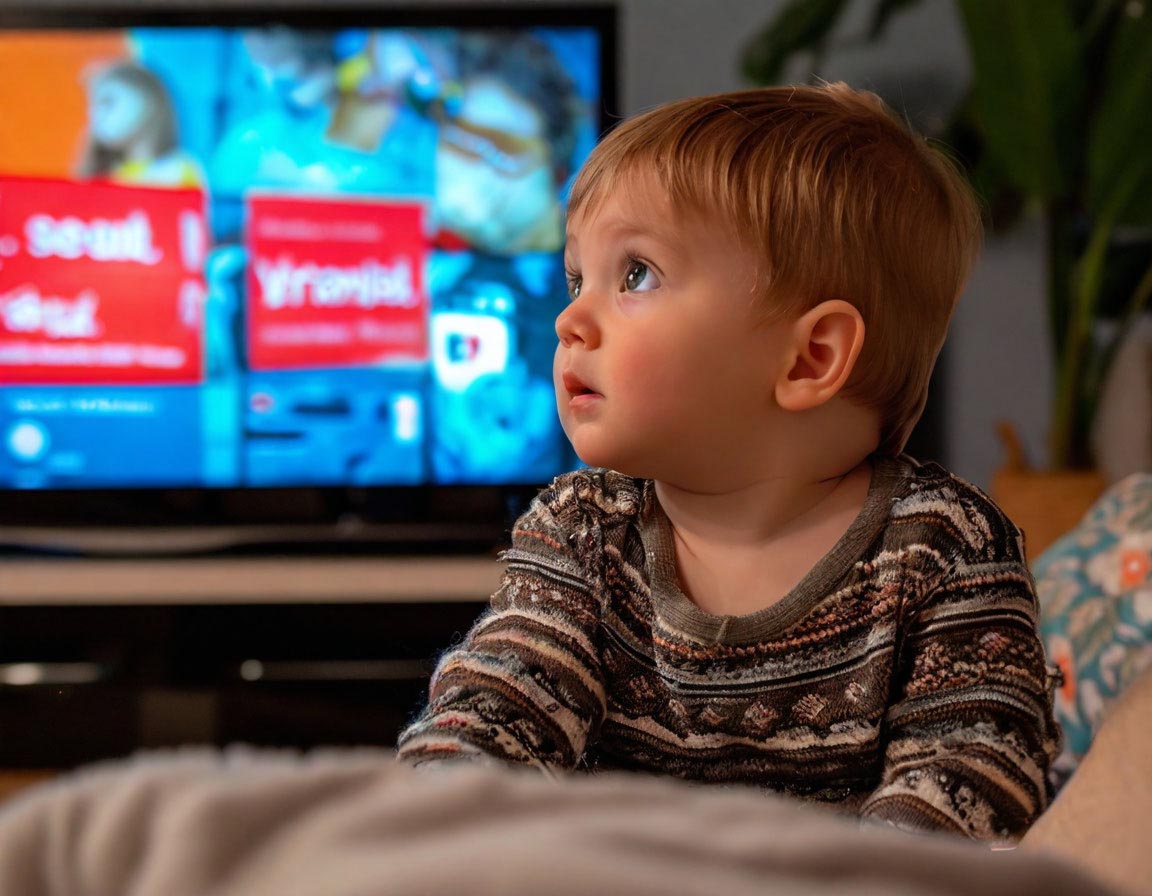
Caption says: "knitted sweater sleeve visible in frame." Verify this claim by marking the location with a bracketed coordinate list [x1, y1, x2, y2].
[860, 495, 1060, 842]
[396, 477, 607, 772]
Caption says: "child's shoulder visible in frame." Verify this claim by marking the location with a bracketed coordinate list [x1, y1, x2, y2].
[530, 468, 647, 526]
[884, 454, 1026, 563]
[509, 470, 645, 565]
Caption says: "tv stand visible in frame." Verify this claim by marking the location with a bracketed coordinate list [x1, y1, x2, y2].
[0, 551, 500, 770]
[0, 553, 501, 604]
[0, 519, 508, 559]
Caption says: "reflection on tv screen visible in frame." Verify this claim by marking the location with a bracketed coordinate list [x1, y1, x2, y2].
[0, 23, 600, 488]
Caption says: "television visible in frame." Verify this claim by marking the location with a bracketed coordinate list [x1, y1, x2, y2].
[0, 4, 616, 553]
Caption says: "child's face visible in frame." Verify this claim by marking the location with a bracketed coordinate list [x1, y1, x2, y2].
[555, 180, 788, 486]
[89, 78, 148, 148]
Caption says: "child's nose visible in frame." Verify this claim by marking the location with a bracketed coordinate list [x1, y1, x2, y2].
[555, 298, 599, 349]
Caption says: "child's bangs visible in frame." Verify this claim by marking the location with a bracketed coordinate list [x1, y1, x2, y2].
[567, 111, 754, 245]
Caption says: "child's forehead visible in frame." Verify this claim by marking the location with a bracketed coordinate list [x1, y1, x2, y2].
[567, 194, 674, 243]
[565, 174, 715, 249]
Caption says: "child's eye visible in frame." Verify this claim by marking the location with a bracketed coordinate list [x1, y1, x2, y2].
[623, 259, 659, 293]
[565, 271, 582, 300]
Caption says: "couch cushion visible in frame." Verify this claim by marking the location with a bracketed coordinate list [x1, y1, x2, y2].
[1034, 474, 1152, 788]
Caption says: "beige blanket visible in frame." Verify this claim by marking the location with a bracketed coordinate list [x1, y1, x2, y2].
[0, 749, 1117, 896]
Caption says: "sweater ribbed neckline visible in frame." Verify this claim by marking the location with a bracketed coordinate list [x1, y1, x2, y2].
[639, 454, 911, 645]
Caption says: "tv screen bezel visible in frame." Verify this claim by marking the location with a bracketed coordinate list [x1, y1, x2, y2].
[0, 2, 618, 550]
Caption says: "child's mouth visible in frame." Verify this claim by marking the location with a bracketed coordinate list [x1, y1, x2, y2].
[562, 371, 601, 403]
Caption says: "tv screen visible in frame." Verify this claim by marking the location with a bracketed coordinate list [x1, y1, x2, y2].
[0, 7, 612, 505]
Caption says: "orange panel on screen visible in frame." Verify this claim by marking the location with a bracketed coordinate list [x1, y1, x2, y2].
[0, 32, 129, 178]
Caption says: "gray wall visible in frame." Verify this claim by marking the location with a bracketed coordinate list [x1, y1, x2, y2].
[2, 0, 1052, 488]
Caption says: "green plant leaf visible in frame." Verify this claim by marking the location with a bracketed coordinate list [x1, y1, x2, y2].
[1087, 2, 1152, 227]
[868, 0, 924, 39]
[956, 0, 1084, 201]
[938, 91, 1027, 231]
[741, 0, 850, 85]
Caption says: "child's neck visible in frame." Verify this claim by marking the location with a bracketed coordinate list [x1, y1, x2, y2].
[653, 453, 875, 617]
[654, 455, 870, 544]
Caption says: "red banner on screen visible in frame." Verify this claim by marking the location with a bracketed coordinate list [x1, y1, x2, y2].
[0, 176, 207, 385]
[246, 195, 429, 371]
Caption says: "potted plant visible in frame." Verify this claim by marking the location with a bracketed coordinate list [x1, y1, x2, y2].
[741, 0, 1152, 556]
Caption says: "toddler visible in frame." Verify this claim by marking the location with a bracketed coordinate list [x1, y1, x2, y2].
[398, 83, 1060, 843]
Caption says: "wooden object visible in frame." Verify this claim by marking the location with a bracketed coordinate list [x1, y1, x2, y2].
[0, 771, 53, 803]
[991, 421, 1107, 563]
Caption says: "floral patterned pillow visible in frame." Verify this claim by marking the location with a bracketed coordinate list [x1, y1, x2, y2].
[1034, 473, 1152, 789]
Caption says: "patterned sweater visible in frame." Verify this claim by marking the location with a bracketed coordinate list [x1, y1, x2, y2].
[397, 455, 1061, 841]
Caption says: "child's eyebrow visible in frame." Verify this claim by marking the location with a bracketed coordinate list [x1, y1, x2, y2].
[568, 219, 684, 255]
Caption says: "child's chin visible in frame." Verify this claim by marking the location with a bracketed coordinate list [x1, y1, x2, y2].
[572, 444, 646, 477]
[569, 441, 617, 472]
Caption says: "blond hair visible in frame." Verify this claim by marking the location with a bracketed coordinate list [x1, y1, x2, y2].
[568, 83, 982, 456]
[80, 62, 179, 179]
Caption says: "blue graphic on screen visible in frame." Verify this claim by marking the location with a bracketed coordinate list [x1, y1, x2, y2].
[0, 24, 598, 488]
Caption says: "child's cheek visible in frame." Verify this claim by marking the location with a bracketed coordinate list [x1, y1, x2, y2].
[615, 344, 680, 398]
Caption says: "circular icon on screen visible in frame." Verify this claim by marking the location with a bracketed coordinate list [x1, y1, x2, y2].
[6, 420, 50, 463]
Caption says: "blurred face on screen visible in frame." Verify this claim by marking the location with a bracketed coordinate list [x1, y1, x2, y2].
[434, 76, 562, 255]
[242, 27, 334, 111]
[89, 77, 149, 148]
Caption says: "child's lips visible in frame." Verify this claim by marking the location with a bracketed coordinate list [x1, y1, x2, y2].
[561, 370, 603, 407]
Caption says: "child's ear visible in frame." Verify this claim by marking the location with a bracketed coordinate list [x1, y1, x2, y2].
[774, 300, 866, 412]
